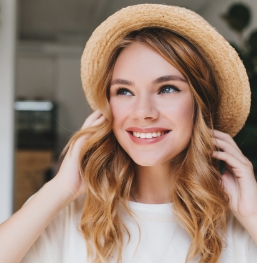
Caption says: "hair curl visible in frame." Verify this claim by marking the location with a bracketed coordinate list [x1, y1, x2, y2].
[65, 28, 229, 263]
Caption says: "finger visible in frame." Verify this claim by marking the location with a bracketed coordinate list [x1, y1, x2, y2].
[212, 151, 251, 178]
[78, 115, 106, 144]
[82, 110, 102, 129]
[210, 129, 238, 148]
[212, 138, 247, 163]
[77, 116, 106, 145]
[91, 115, 106, 127]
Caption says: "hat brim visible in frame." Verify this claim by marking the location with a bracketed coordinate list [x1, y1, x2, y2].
[81, 4, 250, 137]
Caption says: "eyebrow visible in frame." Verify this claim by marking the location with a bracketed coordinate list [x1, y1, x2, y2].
[110, 75, 187, 86]
[111, 79, 133, 86]
[153, 75, 187, 84]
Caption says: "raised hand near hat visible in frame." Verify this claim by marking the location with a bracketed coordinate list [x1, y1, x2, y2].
[54, 109, 106, 202]
[211, 129, 257, 245]
[0, 110, 106, 263]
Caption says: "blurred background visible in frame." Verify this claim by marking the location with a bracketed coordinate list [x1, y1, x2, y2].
[0, 0, 257, 222]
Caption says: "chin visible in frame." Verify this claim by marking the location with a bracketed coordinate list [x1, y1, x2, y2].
[130, 156, 166, 167]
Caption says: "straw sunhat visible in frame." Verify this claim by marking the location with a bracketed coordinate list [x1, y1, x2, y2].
[81, 4, 250, 137]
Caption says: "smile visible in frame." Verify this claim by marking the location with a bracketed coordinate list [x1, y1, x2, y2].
[127, 129, 170, 145]
[132, 131, 168, 139]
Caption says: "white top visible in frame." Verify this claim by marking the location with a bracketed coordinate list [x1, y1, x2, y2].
[21, 196, 257, 263]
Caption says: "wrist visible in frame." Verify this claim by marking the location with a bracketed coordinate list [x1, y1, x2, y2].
[233, 212, 257, 245]
[44, 178, 77, 209]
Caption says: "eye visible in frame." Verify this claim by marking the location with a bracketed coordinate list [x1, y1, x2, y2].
[115, 88, 133, 96]
[158, 85, 181, 94]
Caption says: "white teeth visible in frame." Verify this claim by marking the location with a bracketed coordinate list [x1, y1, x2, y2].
[140, 133, 146, 138]
[132, 131, 166, 139]
[145, 133, 152, 138]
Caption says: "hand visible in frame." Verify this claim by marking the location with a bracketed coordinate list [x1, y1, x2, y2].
[53, 110, 106, 203]
[211, 129, 257, 220]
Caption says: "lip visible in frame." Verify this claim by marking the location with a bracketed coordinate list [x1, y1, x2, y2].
[126, 127, 170, 133]
[126, 127, 171, 145]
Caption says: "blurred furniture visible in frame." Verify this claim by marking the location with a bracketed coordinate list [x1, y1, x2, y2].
[14, 100, 56, 210]
[14, 42, 91, 212]
[16, 42, 91, 154]
[15, 100, 57, 149]
[14, 150, 54, 211]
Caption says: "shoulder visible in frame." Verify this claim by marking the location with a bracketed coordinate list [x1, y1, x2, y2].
[21, 195, 86, 263]
[223, 212, 257, 263]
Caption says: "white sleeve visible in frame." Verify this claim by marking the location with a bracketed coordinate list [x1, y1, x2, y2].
[248, 237, 257, 263]
[20, 197, 85, 263]
[221, 212, 257, 262]
[20, 207, 69, 263]
[20, 245, 41, 263]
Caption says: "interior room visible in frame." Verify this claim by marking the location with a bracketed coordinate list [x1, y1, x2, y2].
[1, 0, 257, 222]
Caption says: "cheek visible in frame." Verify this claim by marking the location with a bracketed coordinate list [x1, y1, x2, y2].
[165, 97, 194, 149]
[179, 102, 194, 146]
[110, 99, 127, 132]
[178, 102, 194, 135]
[161, 96, 194, 125]
[180, 103, 194, 126]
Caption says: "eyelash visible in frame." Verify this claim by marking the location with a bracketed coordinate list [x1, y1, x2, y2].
[115, 88, 133, 96]
[114, 85, 181, 96]
[158, 85, 181, 94]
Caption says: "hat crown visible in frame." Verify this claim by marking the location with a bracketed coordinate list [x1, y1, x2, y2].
[81, 4, 250, 137]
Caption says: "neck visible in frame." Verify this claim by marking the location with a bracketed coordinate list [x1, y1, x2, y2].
[132, 162, 174, 204]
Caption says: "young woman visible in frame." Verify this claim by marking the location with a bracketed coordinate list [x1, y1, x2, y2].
[1, 4, 257, 263]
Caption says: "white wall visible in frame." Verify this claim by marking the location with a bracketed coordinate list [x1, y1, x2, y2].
[18, 0, 210, 41]
[200, 0, 257, 44]
[16, 54, 56, 99]
[5, 1, 256, 223]
[16, 44, 91, 154]
[0, 0, 16, 222]
[55, 56, 92, 154]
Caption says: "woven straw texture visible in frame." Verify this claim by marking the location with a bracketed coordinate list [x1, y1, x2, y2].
[81, 4, 250, 137]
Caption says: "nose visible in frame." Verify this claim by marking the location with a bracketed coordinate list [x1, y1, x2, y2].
[131, 94, 159, 121]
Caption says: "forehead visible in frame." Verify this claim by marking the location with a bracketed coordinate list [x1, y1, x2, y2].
[112, 42, 185, 81]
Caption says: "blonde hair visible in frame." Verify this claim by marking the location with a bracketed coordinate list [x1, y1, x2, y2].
[66, 28, 229, 263]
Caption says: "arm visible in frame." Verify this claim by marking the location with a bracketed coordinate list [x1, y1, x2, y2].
[236, 212, 257, 245]
[211, 130, 257, 244]
[0, 110, 105, 263]
[0, 178, 74, 263]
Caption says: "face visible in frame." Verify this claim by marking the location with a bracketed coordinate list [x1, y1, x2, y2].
[109, 42, 194, 167]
